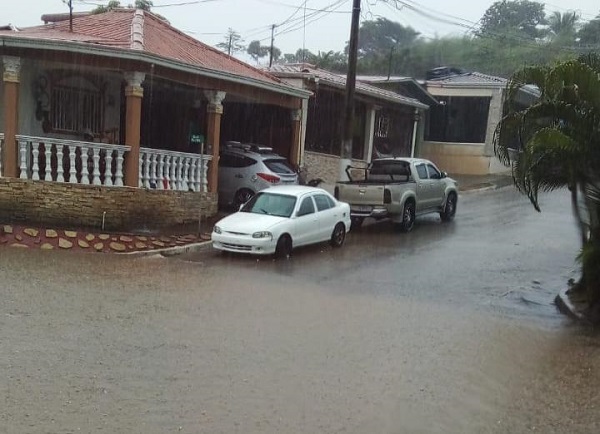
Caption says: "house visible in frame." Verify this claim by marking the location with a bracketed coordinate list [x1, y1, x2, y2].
[268, 64, 429, 184]
[420, 68, 538, 175]
[0, 8, 309, 230]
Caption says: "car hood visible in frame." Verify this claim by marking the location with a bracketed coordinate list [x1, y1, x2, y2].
[217, 212, 288, 234]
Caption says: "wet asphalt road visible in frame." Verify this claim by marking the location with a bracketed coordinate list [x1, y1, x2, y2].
[185, 187, 582, 325]
[1, 187, 599, 433]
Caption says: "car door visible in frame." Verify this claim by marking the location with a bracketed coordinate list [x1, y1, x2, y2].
[414, 163, 433, 211]
[313, 193, 336, 241]
[426, 163, 446, 208]
[293, 195, 319, 246]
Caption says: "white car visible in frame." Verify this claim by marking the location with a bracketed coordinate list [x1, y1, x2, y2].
[212, 186, 352, 257]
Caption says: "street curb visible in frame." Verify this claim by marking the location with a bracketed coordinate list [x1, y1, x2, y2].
[122, 240, 213, 258]
[554, 288, 590, 323]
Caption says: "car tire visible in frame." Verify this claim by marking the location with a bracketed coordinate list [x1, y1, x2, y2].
[397, 201, 415, 233]
[440, 192, 457, 222]
[234, 188, 254, 208]
[350, 217, 364, 230]
[275, 234, 292, 259]
[330, 223, 346, 248]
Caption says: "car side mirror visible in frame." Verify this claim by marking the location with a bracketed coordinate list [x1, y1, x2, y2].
[441, 171, 447, 179]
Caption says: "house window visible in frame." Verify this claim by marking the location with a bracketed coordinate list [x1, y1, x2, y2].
[51, 85, 103, 134]
[375, 114, 389, 138]
[426, 96, 491, 143]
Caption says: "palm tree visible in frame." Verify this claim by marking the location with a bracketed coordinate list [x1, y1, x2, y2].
[494, 53, 600, 321]
[547, 10, 579, 41]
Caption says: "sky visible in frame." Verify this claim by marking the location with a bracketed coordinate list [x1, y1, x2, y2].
[3, 0, 600, 59]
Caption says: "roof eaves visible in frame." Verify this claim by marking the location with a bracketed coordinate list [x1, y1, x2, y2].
[317, 77, 428, 110]
[1, 35, 311, 99]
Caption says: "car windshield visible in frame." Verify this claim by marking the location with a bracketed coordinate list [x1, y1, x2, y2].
[240, 192, 297, 217]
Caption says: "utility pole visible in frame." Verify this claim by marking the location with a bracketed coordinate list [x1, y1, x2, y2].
[269, 24, 276, 67]
[387, 45, 395, 80]
[68, 0, 73, 32]
[339, 0, 361, 180]
[227, 33, 233, 56]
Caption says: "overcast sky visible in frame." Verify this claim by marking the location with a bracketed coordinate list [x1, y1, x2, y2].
[4, 0, 600, 58]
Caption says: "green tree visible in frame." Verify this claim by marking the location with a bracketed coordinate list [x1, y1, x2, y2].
[356, 18, 419, 58]
[578, 14, 600, 48]
[247, 40, 270, 63]
[134, 0, 153, 10]
[216, 28, 245, 56]
[494, 54, 600, 321]
[477, 0, 547, 39]
[92, 0, 121, 14]
[547, 11, 579, 42]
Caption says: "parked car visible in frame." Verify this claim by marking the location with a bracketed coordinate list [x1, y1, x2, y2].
[334, 157, 458, 232]
[218, 142, 298, 208]
[212, 186, 351, 258]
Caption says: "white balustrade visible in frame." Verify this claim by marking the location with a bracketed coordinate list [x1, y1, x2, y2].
[139, 147, 212, 192]
[16, 135, 130, 187]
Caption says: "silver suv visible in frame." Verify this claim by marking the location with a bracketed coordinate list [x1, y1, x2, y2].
[218, 142, 299, 208]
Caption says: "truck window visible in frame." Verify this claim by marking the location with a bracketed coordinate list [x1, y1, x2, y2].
[427, 164, 441, 179]
[416, 164, 428, 179]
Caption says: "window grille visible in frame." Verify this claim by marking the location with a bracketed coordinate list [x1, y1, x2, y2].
[51, 85, 103, 135]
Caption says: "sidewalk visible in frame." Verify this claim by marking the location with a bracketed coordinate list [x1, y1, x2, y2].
[1, 174, 514, 255]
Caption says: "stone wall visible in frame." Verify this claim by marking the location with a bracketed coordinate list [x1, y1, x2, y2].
[304, 151, 368, 184]
[0, 178, 217, 231]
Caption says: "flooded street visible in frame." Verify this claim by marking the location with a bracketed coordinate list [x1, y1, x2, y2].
[1, 188, 599, 433]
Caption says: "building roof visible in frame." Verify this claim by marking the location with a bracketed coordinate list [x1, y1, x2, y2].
[268, 64, 428, 110]
[426, 70, 540, 98]
[0, 9, 309, 98]
[426, 71, 508, 88]
[356, 75, 439, 106]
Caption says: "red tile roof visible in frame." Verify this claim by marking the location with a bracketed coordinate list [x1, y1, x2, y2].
[0, 9, 285, 88]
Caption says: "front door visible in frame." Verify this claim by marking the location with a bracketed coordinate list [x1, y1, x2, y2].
[293, 195, 319, 246]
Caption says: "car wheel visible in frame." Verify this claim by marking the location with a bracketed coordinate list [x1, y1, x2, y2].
[275, 234, 292, 259]
[440, 192, 457, 222]
[397, 201, 415, 233]
[330, 223, 346, 248]
[234, 188, 254, 208]
[350, 217, 364, 230]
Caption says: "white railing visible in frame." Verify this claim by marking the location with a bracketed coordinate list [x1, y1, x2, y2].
[0, 133, 4, 176]
[139, 148, 212, 192]
[16, 135, 130, 186]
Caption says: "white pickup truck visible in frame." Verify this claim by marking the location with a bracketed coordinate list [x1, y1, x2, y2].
[334, 158, 458, 232]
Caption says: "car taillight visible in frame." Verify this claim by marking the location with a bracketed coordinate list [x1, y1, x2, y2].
[256, 172, 281, 183]
[384, 188, 391, 204]
[334, 186, 339, 199]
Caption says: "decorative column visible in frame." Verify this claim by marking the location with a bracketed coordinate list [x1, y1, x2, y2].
[123, 71, 145, 187]
[2, 56, 21, 178]
[204, 90, 225, 193]
[410, 108, 421, 158]
[364, 105, 377, 162]
[289, 108, 302, 167]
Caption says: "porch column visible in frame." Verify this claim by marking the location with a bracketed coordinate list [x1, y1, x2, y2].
[123, 71, 145, 187]
[410, 109, 421, 158]
[484, 88, 503, 157]
[364, 105, 377, 162]
[2, 56, 21, 178]
[290, 108, 302, 166]
[204, 90, 225, 193]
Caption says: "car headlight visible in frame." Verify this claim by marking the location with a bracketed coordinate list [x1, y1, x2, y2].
[252, 231, 272, 239]
[213, 225, 222, 234]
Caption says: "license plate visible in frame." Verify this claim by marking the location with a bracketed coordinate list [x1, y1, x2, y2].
[352, 205, 372, 212]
